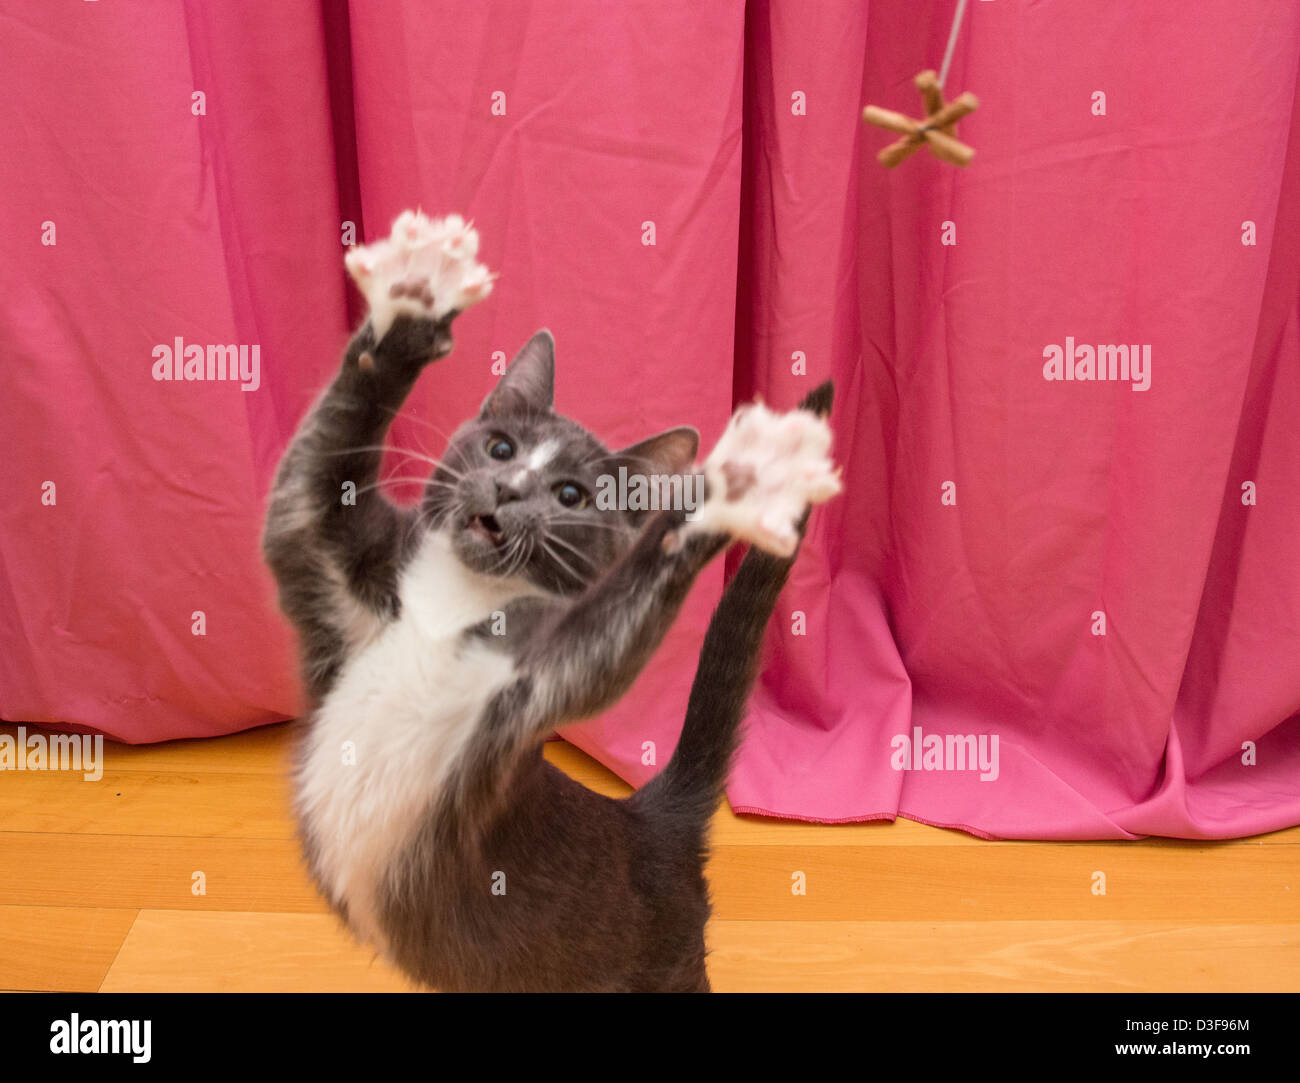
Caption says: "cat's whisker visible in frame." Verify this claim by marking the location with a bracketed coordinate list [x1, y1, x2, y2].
[414, 494, 457, 535]
[431, 446, 474, 482]
[425, 470, 467, 489]
[353, 474, 443, 498]
[539, 537, 588, 588]
[497, 539, 517, 577]
[322, 444, 442, 467]
[485, 537, 512, 577]
[506, 534, 533, 579]
[321, 443, 473, 485]
[490, 531, 530, 580]
[550, 516, 628, 533]
[378, 404, 462, 447]
[541, 529, 596, 569]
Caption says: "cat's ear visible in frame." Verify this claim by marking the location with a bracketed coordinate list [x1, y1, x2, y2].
[480, 329, 555, 418]
[611, 426, 700, 477]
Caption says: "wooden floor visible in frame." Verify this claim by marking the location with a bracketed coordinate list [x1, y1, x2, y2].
[1, 721, 1297, 992]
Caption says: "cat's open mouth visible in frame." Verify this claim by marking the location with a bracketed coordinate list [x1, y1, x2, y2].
[467, 513, 506, 547]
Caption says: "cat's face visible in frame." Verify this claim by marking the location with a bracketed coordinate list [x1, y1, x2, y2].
[432, 409, 629, 594]
[423, 331, 698, 595]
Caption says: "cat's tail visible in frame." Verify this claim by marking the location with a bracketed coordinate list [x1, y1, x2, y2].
[632, 380, 834, 831]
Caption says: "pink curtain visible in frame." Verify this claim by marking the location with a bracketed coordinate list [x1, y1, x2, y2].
[4, 0, 1298, 840]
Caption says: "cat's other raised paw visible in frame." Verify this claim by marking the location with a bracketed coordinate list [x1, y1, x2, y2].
[687, 400, 841, 557]
[345, 210, 495, 343]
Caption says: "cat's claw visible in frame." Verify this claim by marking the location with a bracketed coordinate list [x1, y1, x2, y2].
[345, 210, 495, 342]
[686, 401, 841, 556]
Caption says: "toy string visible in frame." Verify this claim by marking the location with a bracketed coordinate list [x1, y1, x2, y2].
[937, 0, 969, 89]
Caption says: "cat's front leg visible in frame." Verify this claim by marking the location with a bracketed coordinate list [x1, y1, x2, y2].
[263, 211, 493, 700]
[495, 400, 840, 728]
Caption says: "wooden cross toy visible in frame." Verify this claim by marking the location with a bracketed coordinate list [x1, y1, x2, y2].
[862, 70, 978, 168]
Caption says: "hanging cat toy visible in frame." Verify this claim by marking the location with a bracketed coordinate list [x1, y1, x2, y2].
[861, 0, 978, 168]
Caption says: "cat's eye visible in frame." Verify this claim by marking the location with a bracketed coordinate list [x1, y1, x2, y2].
[553, 482, 588, 509]
[486, 435, 515, 461]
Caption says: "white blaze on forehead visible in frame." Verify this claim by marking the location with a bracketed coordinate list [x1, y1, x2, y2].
[527, 440, 560, 471]
[504, 440, 561, 492]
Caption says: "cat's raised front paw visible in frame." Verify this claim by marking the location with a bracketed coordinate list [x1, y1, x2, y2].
[345, 210, 495, 342]
[688, 400, 841, 556]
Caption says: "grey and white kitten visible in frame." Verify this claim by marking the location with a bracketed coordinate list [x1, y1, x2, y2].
[263, 294, 834, 992]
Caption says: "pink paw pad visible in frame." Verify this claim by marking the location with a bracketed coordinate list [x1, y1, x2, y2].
[344, 210, 496, 342]
[686, 400, 841, 556]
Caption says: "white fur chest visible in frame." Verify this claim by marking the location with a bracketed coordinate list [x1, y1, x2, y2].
[296, 530, 528, 951]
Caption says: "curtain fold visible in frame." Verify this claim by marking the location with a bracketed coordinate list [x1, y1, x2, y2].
[3, 0, 1297, 839]
[728, 0, 1300, 838]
